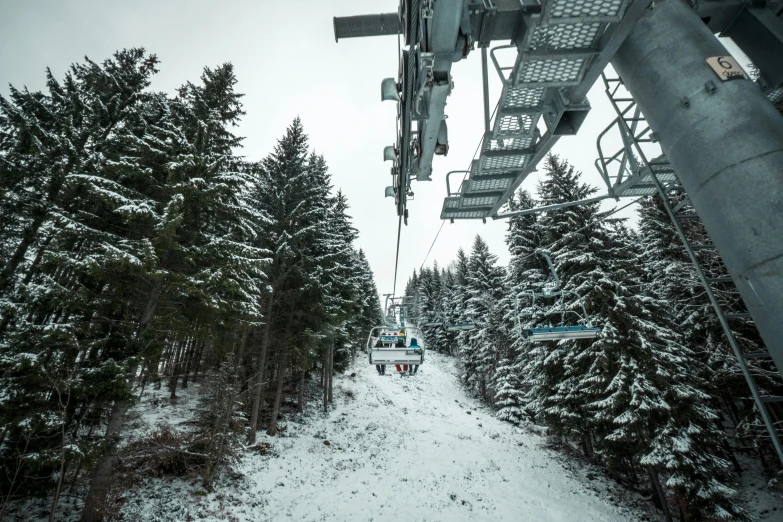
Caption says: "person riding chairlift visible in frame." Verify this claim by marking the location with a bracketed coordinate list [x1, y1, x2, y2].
[374, 339, 386, 375]
[394, 338, 408, 373]
[409, 338, 421, 375]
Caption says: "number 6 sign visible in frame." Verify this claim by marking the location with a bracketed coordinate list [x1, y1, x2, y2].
[706, 56, 750, 81]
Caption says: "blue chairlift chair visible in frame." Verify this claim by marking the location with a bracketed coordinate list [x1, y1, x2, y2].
[446, 323, 476, 331]
[522, 325, 602, 341]
[419, 321, 476, 331]
[516, 251, 603, 342]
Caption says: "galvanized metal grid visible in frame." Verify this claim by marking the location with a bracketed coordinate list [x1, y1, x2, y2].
[442, 0, 632, 219]
[640, 171, 677, 183]
[517, 58, 585, 85]
[486, 135, 535, 151]
[472, 167, 518, 178]
[444, 197, 460, 208]
[468, 177, 513, 192]
[768, 87, 783, 104]
[620, 186, 656, 196]
[496, 114, 536, 136]
[547, 0, 627, 22]
[462, 195, 501, 207]
[481, 154, 529, 171]
[441, 208, 490, 219]
[503, 86, 545, 109]
[529, 22, 602, 50]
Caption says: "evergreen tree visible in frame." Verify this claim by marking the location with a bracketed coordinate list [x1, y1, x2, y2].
[462, 235, 504, 399]
[495, 189, 543, 424]
[0, 51, 385, 518]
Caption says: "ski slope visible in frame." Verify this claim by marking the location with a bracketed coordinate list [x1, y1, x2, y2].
[220, 352, 646, 521]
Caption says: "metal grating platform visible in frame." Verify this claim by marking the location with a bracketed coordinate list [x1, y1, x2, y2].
[441, 0, 639, 220]
[547, 0, 627, 21]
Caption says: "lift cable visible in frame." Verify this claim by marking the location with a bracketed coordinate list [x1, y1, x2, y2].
[420, 220, 446, 272]
[418, 103, 499, 271]
[392, 213, 403, 296]
[421, 194, 644, 274]
[512, 196, 645, 266]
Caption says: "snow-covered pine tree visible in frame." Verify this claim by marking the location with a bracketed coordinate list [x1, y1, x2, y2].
[462, 235, 505, 400]
[418, 264, 442, 349]
[0, 50, 170, 512]
[520, 155, 747, 519]
[435, 267, 457, 354]
[245, 118, 310, 441]
[638, 195, 782, 469]
[450, 248, 472, 358]
[494, 189, 544, 425]
[0, 50, 384, 518]
[403, 269, 420, 324]
[0, 50, 160, 324]
[353, 249, 384, 340]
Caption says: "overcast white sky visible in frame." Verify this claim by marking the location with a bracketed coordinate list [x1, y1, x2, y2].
[0, 0, 749, 298]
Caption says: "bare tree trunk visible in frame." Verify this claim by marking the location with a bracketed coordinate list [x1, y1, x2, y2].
[191, 338, 206, 382]
[80, 383, 135, 522]
[297, 367, 306, 413]
[161, 342, 176, 377]
[648, 466, 673, 522]
[180, 334, 199, 389]
[49, 457, 68, 522]
[202, 330, 248, 488]
[248, 296, 274, 444]
[322, 350, 328, 413]
[168, 339, 187, 399]
[81, 279, 162, 522]
[266, 359, 286, 436]
[327, 344, 334, 404]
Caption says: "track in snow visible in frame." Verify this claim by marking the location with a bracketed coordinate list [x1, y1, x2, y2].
[234, 352, 647, 522]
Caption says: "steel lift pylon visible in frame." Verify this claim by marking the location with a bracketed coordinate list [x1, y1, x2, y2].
[597, 71, 783, 464]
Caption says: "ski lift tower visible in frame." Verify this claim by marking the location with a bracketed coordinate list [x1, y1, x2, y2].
[335, 0, 783, 461]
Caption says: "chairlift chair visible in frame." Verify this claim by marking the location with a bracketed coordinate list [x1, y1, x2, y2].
[516, 251, 603, 342]
[522, 325, 602, 341]
[446, 323, 476, 331]
[419, 321, 476, 331]
[366, 326, 425, 366]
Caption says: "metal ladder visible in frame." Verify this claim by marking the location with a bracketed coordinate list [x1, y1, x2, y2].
[600, 73, 783, 465]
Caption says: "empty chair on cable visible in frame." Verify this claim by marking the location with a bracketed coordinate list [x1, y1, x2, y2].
[522, 325, 602, 341]
[514, 251, 603, 342]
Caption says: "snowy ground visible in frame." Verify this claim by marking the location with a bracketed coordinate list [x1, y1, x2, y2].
[8, 351, 782, 521]
[119, 352, 657, 521]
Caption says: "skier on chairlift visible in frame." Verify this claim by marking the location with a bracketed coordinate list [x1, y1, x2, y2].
[374, 339, 386, 375]
[409, 338, 421, 375]
[394, 338, 408, 373]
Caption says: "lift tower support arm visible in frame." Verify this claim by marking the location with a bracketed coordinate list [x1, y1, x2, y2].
[612, 0, 783, 371]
